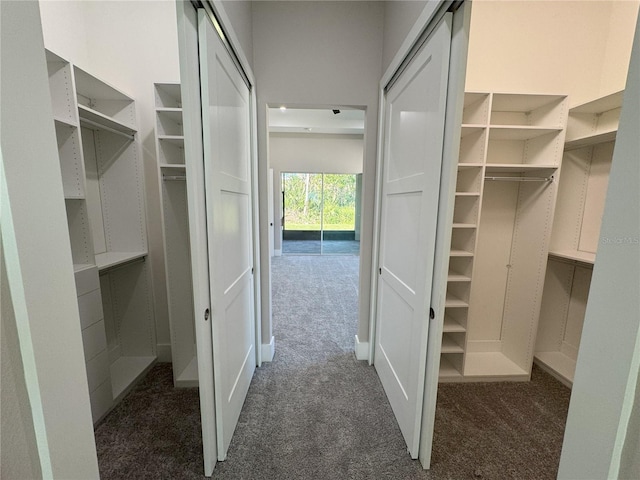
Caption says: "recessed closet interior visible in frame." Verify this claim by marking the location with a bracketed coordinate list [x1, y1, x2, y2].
[12, 0, 637, 475]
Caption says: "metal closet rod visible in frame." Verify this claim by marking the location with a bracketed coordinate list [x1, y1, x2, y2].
[485, 175, 553, 182]
[163, 175, 186, 181]
[80, 118, 135, 141]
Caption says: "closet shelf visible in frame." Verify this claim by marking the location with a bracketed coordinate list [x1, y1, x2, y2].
[447, 273, 472, 282]
[439, 356, 463, 380]
[54, 115, 78, 128]
[488, 126, 562, 141]
[485, 164, 557, 174]
[158, 135, 185, 146]
[445, 293, 468, 308]
[175, 356, 199, 388]
[443, 316, 467, 332]
[464, 352, 529, 379]
[74, 263, 96, 273]
[110, 356, 157, 403]
[461, 125, 486, 137]
[455, 192, 480, 197]
[449, 249, 474, 258]
[78, 104, 137, 135]
[458, 163, 484, 168]
[442, 336, 465, 354]
[548, 249, 595, 265]
[564, 130, 617, 150]
[452, 223, 476, 229]
[160, 163, 186, 170]
[95, 251, 147, 272]
[534, 351, 576, 387]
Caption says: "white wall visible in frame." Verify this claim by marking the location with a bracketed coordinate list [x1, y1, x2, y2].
[382, 0, 429, 72]
[252, 1, 384, 344]
[465, 0, 639, 107]
[269, 133, 364, 251]
[39, 0, 181, 360]
[219, 1, 254, 67]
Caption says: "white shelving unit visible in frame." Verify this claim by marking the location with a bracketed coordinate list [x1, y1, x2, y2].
[535, 92, 621, 387]
[440, 92, 568, 382]
[154, 83, 198, 388]
[46, 50, 156, 422]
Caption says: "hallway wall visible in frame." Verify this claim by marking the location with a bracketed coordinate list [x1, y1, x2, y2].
[252, 1, 385, 344]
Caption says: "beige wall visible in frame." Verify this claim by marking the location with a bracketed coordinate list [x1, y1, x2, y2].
[382, 0, 429, 72]
[466, 0, 639, 107]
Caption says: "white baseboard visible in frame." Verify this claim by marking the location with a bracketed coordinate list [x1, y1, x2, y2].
[354, 335, 369, 361]
[156, 343, 172, 363]
[274, 249, 282, 257]
[261, 336, 275, 362]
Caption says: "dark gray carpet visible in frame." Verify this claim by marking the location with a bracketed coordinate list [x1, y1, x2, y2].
[95, 255, 570, 479]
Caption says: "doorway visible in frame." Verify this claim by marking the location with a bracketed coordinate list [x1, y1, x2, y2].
[281, 172, 361, 255]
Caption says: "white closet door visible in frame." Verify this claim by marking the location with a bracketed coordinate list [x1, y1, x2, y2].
[198, 10, 256, 461]
[374, 14, 451, 458]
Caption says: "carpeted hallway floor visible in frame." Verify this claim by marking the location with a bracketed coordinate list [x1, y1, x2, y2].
[95, 255, 571, 479]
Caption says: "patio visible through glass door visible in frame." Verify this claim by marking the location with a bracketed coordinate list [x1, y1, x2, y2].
[282, 172, 359, 255]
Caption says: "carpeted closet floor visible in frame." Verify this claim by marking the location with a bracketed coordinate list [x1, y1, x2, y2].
[95, 255, 571, 479]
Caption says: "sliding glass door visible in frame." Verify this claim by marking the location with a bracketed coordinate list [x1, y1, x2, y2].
[282, 172, 359, 255]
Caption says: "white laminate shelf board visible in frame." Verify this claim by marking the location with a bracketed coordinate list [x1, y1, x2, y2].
[455, 192, 480, 197]
[461, 125, 486, 137]
[452, 223, 476, 229]
[443, 316, 467, 332]
[110, 356, 156, 403]
[484, 164, 558, 174]
[175, 356, 199, 388]
[439, 356, 463, 379]
[489, 126, 563, 141]
[158, 135, 185, 146]
[54, 116, 78, 128]
[447, 273, 471, 282]
[449, 249, 474, 258]
[565, 130, 617, 150]
[534, 351, 576, 387]
[445, 293, 468, 308]
[160, 163, 186, 170]
[457, 163, 484, 168]
[442, 336, 465, 354]
[490, 94, 566, 113]
[549, 250, 595, 265]
[570, 91, 623, 114]
[78, 105, 137, 135]
[74, 66, 133, 102]
[74, 263, 95, 273]
[95, 251, 147, 271]
[464, 352, 529, 378]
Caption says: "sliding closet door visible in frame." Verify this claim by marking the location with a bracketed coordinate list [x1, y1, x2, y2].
[198, 10, 256, 461]
[374, 13, 452, 458]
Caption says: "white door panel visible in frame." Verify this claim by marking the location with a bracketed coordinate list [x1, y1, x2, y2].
[198, 9, 255, 461]
[375, 14, 452, 459]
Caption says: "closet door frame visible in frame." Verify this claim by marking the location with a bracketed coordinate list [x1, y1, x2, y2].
[368, 0, 471, 469]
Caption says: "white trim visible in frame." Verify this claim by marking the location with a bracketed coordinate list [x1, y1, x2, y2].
[156, 343, 172, 363]
[274, 249, 282, 257]
[354, 335, 369, 361]
[261, 336, 276, 362]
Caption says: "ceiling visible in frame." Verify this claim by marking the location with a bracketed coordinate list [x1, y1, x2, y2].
[268, 107, 365, 135]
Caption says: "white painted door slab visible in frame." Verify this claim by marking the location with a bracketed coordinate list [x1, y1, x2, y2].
[198, 10, 256, 461]
[374, 14, 452, 458]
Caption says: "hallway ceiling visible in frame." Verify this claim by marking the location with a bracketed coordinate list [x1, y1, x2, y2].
[268, 107, 365, 135]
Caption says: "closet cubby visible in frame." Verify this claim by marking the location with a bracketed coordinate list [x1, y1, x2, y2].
[535, 93, 621, 386]
[440, 92, 568, 383]
[155, 83, 198, 387]
[74, 66, 137, 134]
[46, 50, 156, 423]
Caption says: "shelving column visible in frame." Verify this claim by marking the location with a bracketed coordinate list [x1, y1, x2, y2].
[154, 83, 198, 387]
[439, 92, 490, 381]
[536, 91, 622, 387]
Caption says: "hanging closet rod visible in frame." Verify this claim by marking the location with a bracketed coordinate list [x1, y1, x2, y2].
[80, 118, 135, 141]
[163, 175, 186, 181]
[485, 176, 553, 182]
